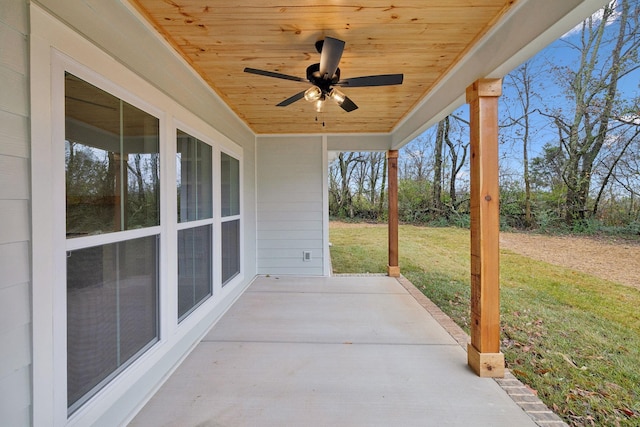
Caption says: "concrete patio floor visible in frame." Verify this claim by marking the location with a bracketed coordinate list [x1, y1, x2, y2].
[129, 275, 538, 426]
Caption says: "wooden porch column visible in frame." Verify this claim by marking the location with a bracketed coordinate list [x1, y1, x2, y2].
[387, 150, 400, 277]
[466, 79, 504, 377]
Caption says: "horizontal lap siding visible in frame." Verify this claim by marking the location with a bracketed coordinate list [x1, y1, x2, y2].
[257, 137, 324, 275]
[0, 1, 32, 425]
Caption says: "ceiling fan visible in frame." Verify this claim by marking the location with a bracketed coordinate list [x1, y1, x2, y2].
[244, 36, 403, 113]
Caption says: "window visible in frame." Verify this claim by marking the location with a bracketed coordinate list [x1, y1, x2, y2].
[221, 152, 240, 285]
[176, 130, 213, 320]
[221, 218, 240, 284]
[65, 74, 160, 236]
[66, 237, 158, 409]
[65, 73, 160, 413]
[221, 151, 239, 217]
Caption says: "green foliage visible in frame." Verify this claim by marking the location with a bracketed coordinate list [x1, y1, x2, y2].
[571, 218, 600, 235]
[623, 220, 640, 236]
[426, 216, 451, 228]
[398, 179, 433, 222]
[530, 143, 566, 192]
[532, 209, 566, 233]
[499, 186, 528, 229]
[449, 212, 470, 229]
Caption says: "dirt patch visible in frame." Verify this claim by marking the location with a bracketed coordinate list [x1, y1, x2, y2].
[500, 232, 640, 291]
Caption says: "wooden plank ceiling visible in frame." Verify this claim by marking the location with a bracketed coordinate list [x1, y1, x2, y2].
[129, 0, 516, 134]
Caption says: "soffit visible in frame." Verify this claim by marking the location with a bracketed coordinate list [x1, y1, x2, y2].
[129, 0, 516, 134]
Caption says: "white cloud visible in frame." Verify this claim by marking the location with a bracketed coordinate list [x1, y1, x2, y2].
[617, 114, 640, 125]
[562, 1, 620, 38]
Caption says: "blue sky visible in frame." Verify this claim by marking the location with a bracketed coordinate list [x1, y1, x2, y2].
[405, 2, 640, 183]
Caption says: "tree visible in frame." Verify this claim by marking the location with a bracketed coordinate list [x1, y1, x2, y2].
[502, 61, 541, 227]
[531, 143, 567, 193]
[591, 119, 640, 216]
[544, 0, 640, 225]
[367, 152, 386, 207]
[445, 115, 469, 209]
[401, 133, 433, 182]
[432, 120, 445, 211]
[329, 152, 364, 218]
[530, 143, 568, 222]
[378, 154, 388, 218]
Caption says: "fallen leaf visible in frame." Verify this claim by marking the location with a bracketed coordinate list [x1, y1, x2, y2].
[554, 352, 580, 369]
[620, 408, 635, 417]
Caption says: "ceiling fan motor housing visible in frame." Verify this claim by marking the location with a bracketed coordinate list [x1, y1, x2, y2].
[306, 63, 340, 93]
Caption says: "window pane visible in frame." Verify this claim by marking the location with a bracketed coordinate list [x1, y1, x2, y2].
[67, 235, 158, 412]
[177, 130, 213, 222]
[65, 73, 160, 237]
[221, 219, 240, 285]
[221, 153, 239, 217]
[178, 225, 212, 320]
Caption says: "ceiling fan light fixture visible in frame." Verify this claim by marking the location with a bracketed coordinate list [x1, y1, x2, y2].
[314, 98, 325, 112]
[328, 88, 346, 106]
[304, 86, 322, 102]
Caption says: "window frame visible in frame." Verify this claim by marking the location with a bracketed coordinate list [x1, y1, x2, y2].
[60, 61, 165, 417]
[220, 150, 242, 286]
[31, 39, 245, 425]
[175, 126, 216, 322]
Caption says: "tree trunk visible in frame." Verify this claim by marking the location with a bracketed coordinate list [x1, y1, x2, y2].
[378, 155, 387, 218]
[444, 116, 468, 208]
[519, 63, 533, 227]
[338, 153, 352, 216]
[432, 119, 445, 211]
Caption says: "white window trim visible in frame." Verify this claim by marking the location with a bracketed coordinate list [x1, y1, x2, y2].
[30, 5, 246, 425]
[59, 57, 167, 417]
[52, 48, 170, 426]
[220, 148, 243, 287]
[174, 123, 217, 322]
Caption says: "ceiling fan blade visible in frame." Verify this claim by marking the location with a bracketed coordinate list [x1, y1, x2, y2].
[276, 90, 306, 107]
[336, 74, 404, 87]
[339, 96, 358, 112]
[319, 37, 345, 79]
[244, 67, 306, 83]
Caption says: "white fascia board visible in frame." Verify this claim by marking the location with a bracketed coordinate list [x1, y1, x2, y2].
[255, 133, 393, 152]
[391, 0, 610, 150]
[326, 133, 392, 151]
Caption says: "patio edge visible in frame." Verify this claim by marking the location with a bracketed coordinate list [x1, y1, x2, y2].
[393, 274, 569, 427]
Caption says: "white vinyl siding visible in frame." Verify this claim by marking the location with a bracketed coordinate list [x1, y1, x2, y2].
[0, 0, 32, 425]
[257, 136, 324, 275]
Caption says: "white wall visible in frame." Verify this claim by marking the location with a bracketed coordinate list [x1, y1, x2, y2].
[257, 136, 326, 276]
[0, 1, 32, 425]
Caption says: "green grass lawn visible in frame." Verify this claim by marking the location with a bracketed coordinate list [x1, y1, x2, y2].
[330, 222, 640, 427]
